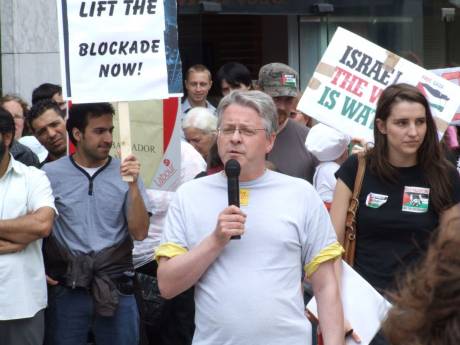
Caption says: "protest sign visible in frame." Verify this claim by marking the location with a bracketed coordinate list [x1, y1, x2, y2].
[298, 27, 460, 141]
[57, 0, 170, 102]
[431, 66, 460, 121]
[59, 1, 183, 188]
[110, 97, 181, 189]
[150, 98, 183, 191]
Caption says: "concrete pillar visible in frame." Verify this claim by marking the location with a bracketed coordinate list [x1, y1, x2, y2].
[1, 0, 61, 103]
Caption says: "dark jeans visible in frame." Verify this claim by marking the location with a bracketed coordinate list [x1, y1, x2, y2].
[135, 261, 195, 345]
[45, 285, 139, 345]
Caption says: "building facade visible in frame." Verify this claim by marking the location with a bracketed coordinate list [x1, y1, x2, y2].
[1, 0, 61, 101]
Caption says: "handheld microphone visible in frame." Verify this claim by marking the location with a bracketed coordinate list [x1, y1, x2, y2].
[224, 159, 241, 240]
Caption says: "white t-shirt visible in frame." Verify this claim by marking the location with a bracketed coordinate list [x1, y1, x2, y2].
[0, 156, 56, 320]
[159, 170, 339, 345]
[313, 161, 340, 203]
[133, 141, 206, 268]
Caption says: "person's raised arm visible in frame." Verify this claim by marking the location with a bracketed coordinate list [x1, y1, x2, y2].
[157, 205, 245, 299]
[121, 154, 149, 241]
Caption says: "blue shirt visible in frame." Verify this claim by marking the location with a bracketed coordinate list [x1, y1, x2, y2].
[43, 156, 150, 255]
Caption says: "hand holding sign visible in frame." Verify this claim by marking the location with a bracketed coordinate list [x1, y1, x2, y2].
[120, 154, 141, 183]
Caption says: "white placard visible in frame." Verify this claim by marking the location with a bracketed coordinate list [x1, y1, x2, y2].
[307, 261, 391, 345]
[57, 0, 169, 103]
[298, 27, 460, 141]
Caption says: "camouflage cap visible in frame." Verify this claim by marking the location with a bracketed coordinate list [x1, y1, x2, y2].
[258, 63, 299, 98]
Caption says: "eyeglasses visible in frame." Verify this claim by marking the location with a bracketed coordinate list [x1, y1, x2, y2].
[218, 126, 266, 137]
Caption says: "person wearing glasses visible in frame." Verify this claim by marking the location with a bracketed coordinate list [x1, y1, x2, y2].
[0, 95, 40, 167]
[156, 90, 344, 345]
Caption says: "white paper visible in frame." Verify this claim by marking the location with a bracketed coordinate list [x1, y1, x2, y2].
[307, 261, 391, 345]
[56, 0, 169, 102]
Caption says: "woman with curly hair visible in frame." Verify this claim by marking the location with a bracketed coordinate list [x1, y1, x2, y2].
[330, 83, 460, 344]
[382, 216, 460, 345]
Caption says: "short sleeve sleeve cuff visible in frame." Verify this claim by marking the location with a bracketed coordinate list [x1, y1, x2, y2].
[335, 154, 358, 191]
[304, 242, 344, 278]
[155, 242, 188, 262]
[28, 168, 58, 215]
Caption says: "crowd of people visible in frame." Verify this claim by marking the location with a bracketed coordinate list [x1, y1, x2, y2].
[1, 60, 460, 345]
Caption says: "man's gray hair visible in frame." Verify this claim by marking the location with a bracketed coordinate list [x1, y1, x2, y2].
[182, 107, 217, 133]
[216, 90, 278, 135]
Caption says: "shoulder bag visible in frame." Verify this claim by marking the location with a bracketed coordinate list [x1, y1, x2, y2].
[343, 153, 366, 266]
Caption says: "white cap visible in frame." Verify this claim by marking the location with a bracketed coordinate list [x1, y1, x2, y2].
[305, 123, 351, 162]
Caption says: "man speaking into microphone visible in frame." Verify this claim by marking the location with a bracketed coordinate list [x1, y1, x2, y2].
[156, 90, 345, 345]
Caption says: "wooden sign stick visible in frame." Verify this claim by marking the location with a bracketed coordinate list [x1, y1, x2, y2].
[118, 101, 134, 182]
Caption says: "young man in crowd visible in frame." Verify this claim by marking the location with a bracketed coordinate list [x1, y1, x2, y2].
[182, 64, 216, 117]
[42, 102, 150, 345]
[28, 99, 68, 165]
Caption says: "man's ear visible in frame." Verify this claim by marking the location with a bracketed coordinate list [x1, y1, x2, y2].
[265, 132, 276, 154]
[72, 128, 82, 143]
[376, 119, 386, 135]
